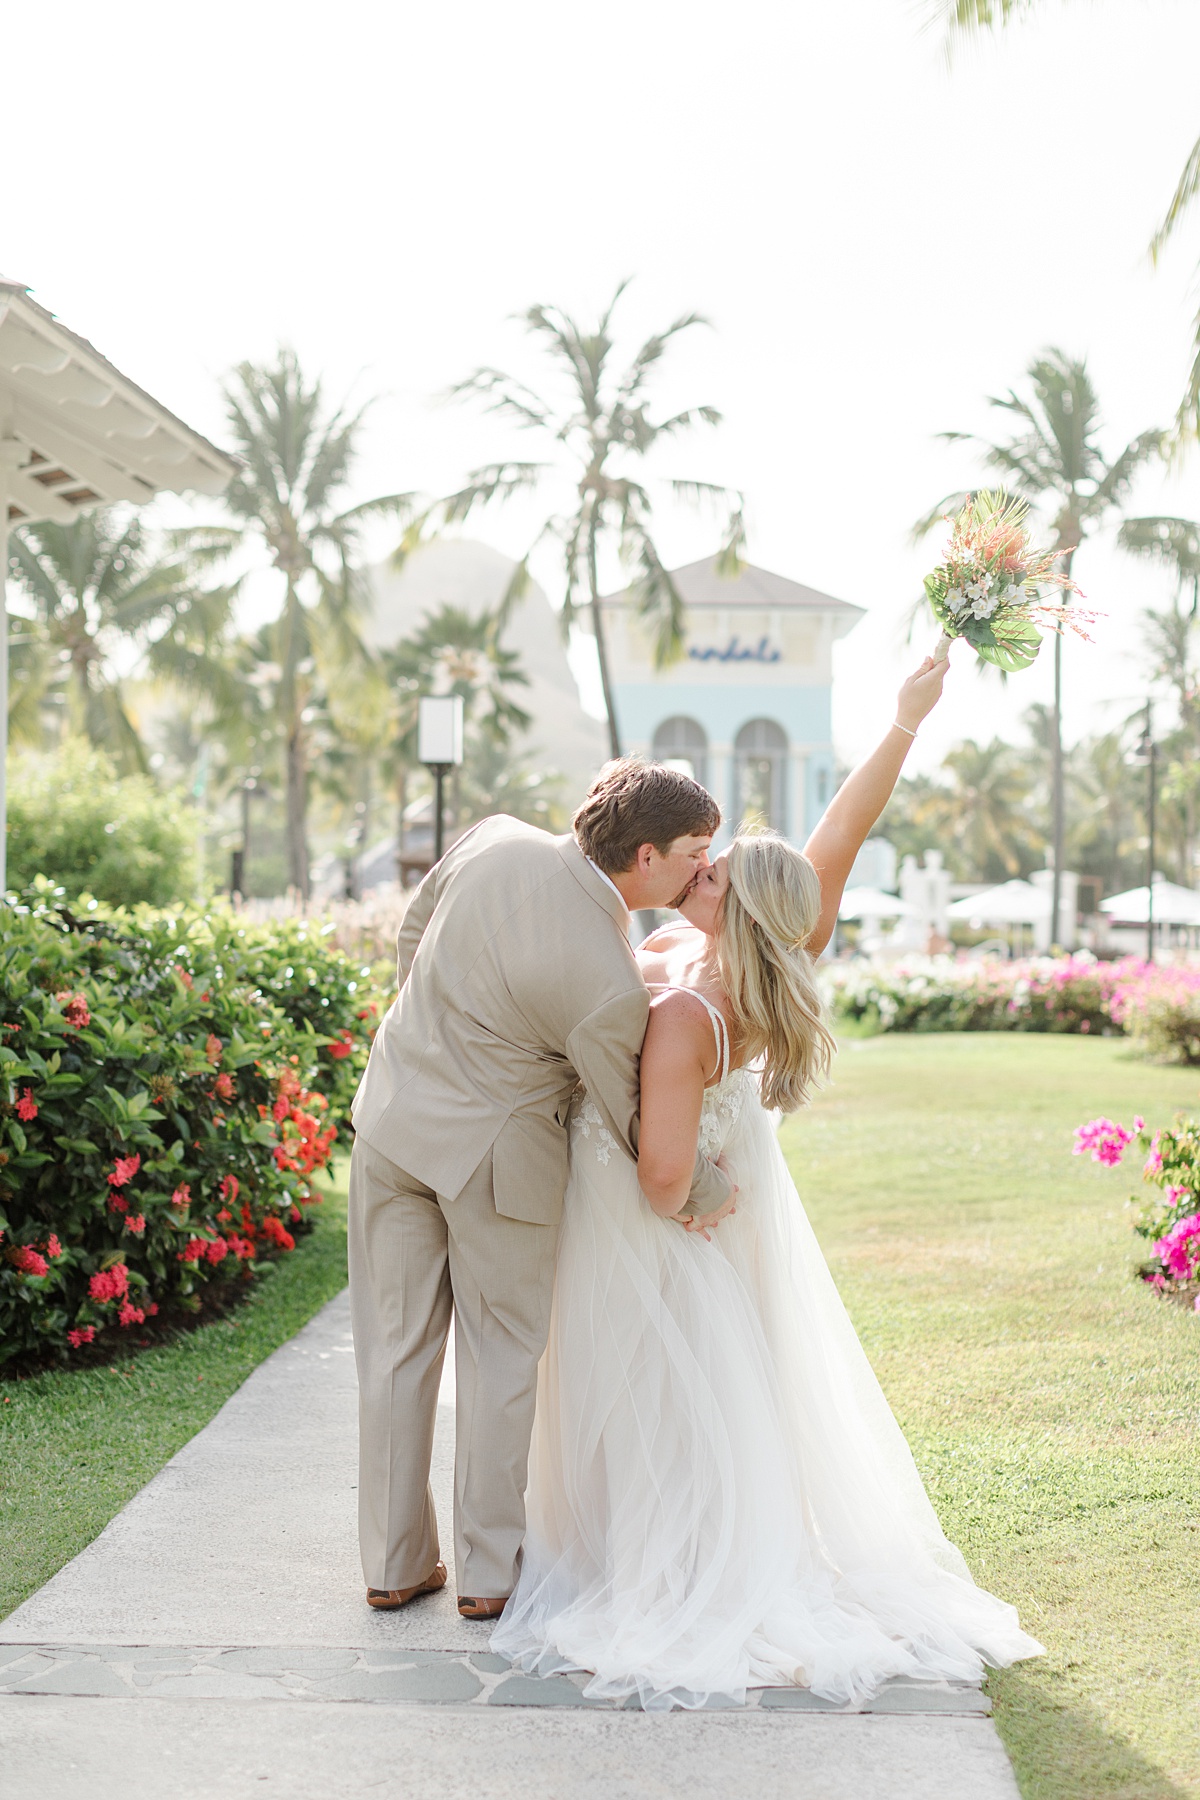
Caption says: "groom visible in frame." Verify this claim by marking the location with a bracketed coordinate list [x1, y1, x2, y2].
[348, 758, 736, 1618]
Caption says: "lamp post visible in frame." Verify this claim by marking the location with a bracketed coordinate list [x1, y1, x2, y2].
[418, 695, 464, 866]
[1130, 703, 1157, 963]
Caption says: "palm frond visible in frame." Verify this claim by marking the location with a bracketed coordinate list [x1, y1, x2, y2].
[439, 462, 549, 525]
[1151, 132, 1200, 265]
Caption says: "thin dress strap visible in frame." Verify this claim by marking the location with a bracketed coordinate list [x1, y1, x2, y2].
[649, 984, 728, 1084]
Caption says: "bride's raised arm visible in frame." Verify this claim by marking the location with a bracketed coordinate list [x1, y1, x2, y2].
[803, 653, 950, 957]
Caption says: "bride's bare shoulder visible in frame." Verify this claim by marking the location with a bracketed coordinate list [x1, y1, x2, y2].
[637, 922, 694, 954]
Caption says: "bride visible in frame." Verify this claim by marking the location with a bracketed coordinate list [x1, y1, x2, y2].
[491, 654, 1043, 1710]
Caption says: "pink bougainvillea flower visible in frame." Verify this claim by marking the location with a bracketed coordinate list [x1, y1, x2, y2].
[67, 1325, 96, 1348]
[1154, 1213, 1200, 1281]
[117, 1301, 145, 1328]
[123, 1213, 146, 1236]
[7, 1245, 49, 1278]
[15, 1086, 38, 1122]
[1144, 1133, 1164, 1176]
[1165, 1185, 1192, 1207]
[1072, 1118, 1135, 1166]
[205, 1034, 223, 1065]
[88, 1263, 130, 1303]
[108, 1153, 141, 1188]
[170, 1184, 191, 1209]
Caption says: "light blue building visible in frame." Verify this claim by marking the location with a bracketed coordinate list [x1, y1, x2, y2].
[598, 556, 864, 845]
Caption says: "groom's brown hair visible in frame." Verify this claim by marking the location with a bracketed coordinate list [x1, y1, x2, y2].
[573, 757, 720, 874]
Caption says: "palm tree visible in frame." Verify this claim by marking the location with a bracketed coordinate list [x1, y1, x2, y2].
[437, 283, 744, 758]
[916, 350, 1162, 942]
[217, 348, 417, 896]
[6, 510, 239, 771]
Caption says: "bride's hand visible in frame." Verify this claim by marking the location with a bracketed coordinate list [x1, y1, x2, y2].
[896, 653, 950, 735]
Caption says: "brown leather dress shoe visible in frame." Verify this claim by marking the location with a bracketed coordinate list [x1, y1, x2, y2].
[366, 1561, 448, 1610]
[457, 1594, 509, 1620]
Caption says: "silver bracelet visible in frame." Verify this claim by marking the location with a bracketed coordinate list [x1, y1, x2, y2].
[893, 720, 917, 738]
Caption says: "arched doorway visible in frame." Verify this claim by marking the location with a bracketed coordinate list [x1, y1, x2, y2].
[735, 718, 788, 832]
[652, 715, 708, 787]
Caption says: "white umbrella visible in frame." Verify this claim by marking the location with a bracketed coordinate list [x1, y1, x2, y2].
[838, 886, 921, 920]
[1100, 878, 1200, 926]
[945, 879, 1051, 925]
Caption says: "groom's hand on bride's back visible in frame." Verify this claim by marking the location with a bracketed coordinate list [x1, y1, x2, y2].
[681, 1154, 738, 1241]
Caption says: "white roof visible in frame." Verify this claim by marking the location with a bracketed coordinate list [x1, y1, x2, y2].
[0, 276, 236, 526]
[1100, 878, 1200, 925]
[838, 886, 920, 920]
[945, 879, 1052, 924]
[599, 555, 865, 627]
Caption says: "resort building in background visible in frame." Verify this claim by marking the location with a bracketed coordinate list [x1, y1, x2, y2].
[595, 556, 864, 847]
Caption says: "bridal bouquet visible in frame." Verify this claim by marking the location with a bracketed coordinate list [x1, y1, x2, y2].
[923, 490, 1084, 672]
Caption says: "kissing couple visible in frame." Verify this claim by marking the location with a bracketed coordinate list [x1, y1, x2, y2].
[347, 653, 1043, 1710]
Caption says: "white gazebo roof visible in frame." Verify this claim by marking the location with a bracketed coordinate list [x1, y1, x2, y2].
[945, 879, 1052, 924]
[838, 886, 921, 920]
[0, 276, 236, 524]
[1100, 878, 1200, 926]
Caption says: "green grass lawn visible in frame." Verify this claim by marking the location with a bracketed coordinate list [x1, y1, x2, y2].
[0, 1160, 349, 1624]
[784, 1034, 1200, 1800]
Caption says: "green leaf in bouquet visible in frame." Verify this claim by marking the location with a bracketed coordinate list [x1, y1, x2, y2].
[968, 614, 1042, 672]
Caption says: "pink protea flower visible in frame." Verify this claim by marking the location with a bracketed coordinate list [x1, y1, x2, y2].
[67, 1326, 96, 1348]
[108, 1153, 141, 1189]
[15, 1086, 38, 1122]
[1073, 1118, 1135, 1166]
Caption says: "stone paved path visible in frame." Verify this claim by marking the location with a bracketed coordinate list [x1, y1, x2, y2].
[0, 1291, 1022, 1799]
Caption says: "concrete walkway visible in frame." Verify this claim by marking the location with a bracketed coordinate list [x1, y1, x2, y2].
[0, 1291, 1022, 1800]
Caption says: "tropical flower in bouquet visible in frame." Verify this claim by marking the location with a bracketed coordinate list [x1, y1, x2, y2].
[924, 490, 1087, 671]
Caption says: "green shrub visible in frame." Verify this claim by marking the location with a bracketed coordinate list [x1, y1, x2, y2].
[0, 883, 382, 1369]
[7, 741, 199, 907]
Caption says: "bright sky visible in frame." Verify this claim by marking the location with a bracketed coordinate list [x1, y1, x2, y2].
[7, 0, 1200, 772]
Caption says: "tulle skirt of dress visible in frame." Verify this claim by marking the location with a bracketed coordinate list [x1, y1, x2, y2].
[491, 1073, 1043, 1710]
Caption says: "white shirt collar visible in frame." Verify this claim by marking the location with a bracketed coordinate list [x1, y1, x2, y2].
[587, 857, 630, 917]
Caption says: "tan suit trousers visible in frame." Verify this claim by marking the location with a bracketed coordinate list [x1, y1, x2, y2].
[348, 1135, 558, 1598]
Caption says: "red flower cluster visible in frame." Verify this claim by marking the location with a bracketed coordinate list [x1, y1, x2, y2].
[260, 1215, 295, 1252]
[328, 1030, 355, 1060]
[15, 1086, 38, 1122]
[178, 1237, 208, 1263]
[46, 1235, 62, 1259]
[174, 965, 194, 989]
[108, 1153, 141, 1188]
[205, 1034, 223, 1065]
[7, 1245, 49, 1278]
[89, 1263, 130, 1303]
[118, 1301, 145, 1328]
[213, 1072, 235, 1100]
[55, 990, 91, 1031]
[68, 1325, 96, 1348]
[123, 1213, 146, 1236]
[171, 1184, 191, 1209]
[226, 1233, 255, 1260]
[271, 1071, 336, 1176]
[219, 1174, 240, 1204]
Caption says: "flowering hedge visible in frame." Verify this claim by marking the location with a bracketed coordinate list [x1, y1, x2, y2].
[824, 953, 1200, 1055]
[1073, 1113, 1200, 1313]
[0, 883, 385, 1369]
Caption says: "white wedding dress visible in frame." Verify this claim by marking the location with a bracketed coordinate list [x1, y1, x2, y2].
[491, 994, 1043, 1710]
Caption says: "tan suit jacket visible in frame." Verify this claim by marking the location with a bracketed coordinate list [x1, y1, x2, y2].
[351, 815, 729, 1225]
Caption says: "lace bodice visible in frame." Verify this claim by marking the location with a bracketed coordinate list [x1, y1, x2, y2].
[573, 984, 751, 1168]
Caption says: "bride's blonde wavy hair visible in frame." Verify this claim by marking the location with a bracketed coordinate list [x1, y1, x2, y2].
[715, 830, 836, 1113]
